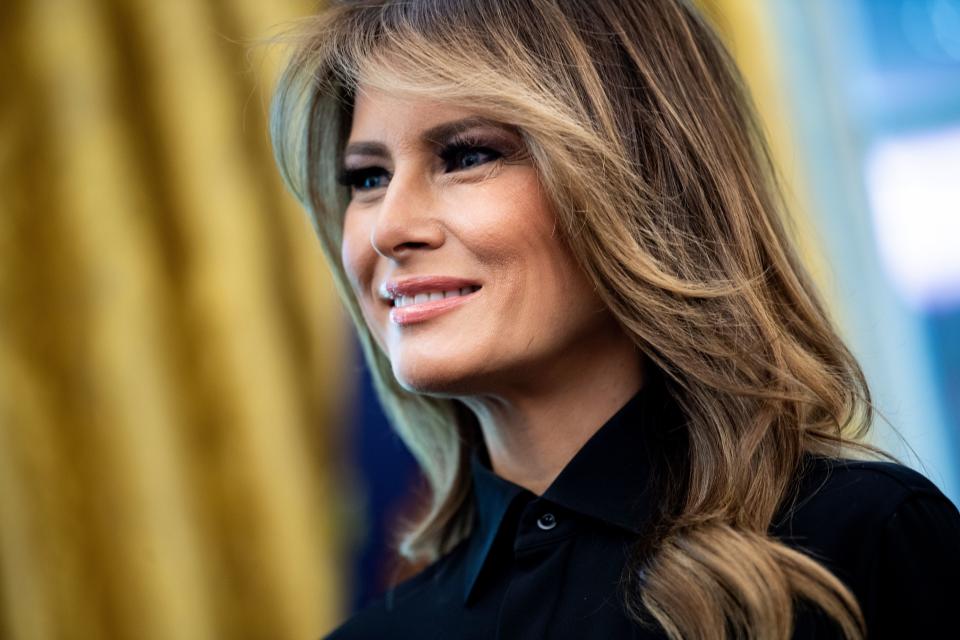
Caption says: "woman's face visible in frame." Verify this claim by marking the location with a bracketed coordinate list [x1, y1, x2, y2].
[340, 84, 616, 395]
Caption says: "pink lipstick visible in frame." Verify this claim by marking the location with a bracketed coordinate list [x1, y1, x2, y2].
[383, 276, 482, 326]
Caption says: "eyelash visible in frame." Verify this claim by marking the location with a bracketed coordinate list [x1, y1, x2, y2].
[336, 134, 506, 193]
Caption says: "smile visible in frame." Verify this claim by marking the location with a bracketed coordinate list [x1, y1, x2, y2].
[393, 286, 480, 308]
[386, 281, 482, 326]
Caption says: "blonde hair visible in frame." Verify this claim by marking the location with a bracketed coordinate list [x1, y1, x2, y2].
[269, 1, 898, 638]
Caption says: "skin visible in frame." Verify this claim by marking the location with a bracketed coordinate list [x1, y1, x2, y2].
[341, 84, 644, 495]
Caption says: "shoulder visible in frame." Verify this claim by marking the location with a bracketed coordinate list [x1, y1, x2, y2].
[321, 540, 470, 640]
[777, 454, 953, 524]
[775, 455, 960, 638]
[774, 454, 959, 548]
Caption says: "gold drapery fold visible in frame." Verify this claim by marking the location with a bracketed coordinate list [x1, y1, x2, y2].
[0, 1, 349, 638]
[698, 0, 833, 298]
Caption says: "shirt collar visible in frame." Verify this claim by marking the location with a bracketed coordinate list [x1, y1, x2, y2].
[462, 453, 531, 603]
[462, 375, 680, 603]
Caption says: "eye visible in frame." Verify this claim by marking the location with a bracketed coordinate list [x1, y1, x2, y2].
[336, 166, 390, 193]
[439, 138, 503, 173]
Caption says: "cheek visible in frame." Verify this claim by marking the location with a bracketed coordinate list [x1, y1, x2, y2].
[467, 174, 582, 295]
[450, 170, 557, 260]
[340, 210, 374, 295]
[491, 180, 599, 330]
[339, 212, 390, 346]
[451, 174, 595, 335]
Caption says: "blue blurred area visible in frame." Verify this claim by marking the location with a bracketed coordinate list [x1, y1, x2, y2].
[772, 0, 960, 501]
[347, 338, 417, 611]
[856, 0, 960, 490]
[925, 310, 960, 467]
[853, 0, 960, 128]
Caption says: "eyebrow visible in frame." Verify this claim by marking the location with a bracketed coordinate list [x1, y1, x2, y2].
[342, 116, 512, 162]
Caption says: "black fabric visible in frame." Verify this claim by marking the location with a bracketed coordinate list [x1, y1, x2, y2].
[325, 380, 960, 639]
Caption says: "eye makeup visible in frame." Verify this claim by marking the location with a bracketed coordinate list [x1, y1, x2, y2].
[335, 165, 389, 191]
[336, 122, 527, 194]
[437, 132, 509, 173]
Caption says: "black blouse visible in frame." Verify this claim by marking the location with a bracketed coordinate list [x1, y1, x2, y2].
[325, 381, 960, 639]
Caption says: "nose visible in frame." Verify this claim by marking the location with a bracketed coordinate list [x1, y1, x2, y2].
[370, 169, 444, 260]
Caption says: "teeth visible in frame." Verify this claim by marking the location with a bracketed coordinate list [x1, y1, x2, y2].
[393, 286, 480, 308]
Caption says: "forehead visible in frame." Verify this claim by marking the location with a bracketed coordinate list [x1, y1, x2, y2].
[347, 84, 475, 146]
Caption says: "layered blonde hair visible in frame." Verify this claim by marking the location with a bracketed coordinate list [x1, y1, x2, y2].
[269, 1, 897, 638]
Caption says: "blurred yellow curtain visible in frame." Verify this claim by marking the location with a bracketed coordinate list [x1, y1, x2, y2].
[0, 1, 351, 639]
[698, 0, 833, 298]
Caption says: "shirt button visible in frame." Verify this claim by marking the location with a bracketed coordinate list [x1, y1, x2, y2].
[536, 512, 557, 530]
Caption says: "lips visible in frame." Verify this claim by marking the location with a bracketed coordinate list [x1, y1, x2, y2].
[382, 276, 483, 326]
[384, 276, 481, 299]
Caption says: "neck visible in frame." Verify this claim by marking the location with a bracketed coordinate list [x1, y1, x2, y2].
[461, 328, 644, 496]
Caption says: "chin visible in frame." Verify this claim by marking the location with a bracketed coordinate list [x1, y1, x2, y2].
[390, 351, 490, 397]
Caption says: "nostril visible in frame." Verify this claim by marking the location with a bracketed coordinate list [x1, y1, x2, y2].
[395, 241, 430, 251]
[371, 217, 444, 259]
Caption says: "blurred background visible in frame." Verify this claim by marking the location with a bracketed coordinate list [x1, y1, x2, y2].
[1, 0, 958, 638]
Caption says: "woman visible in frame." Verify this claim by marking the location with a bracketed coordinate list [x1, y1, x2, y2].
[269, 1, 960, 638]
